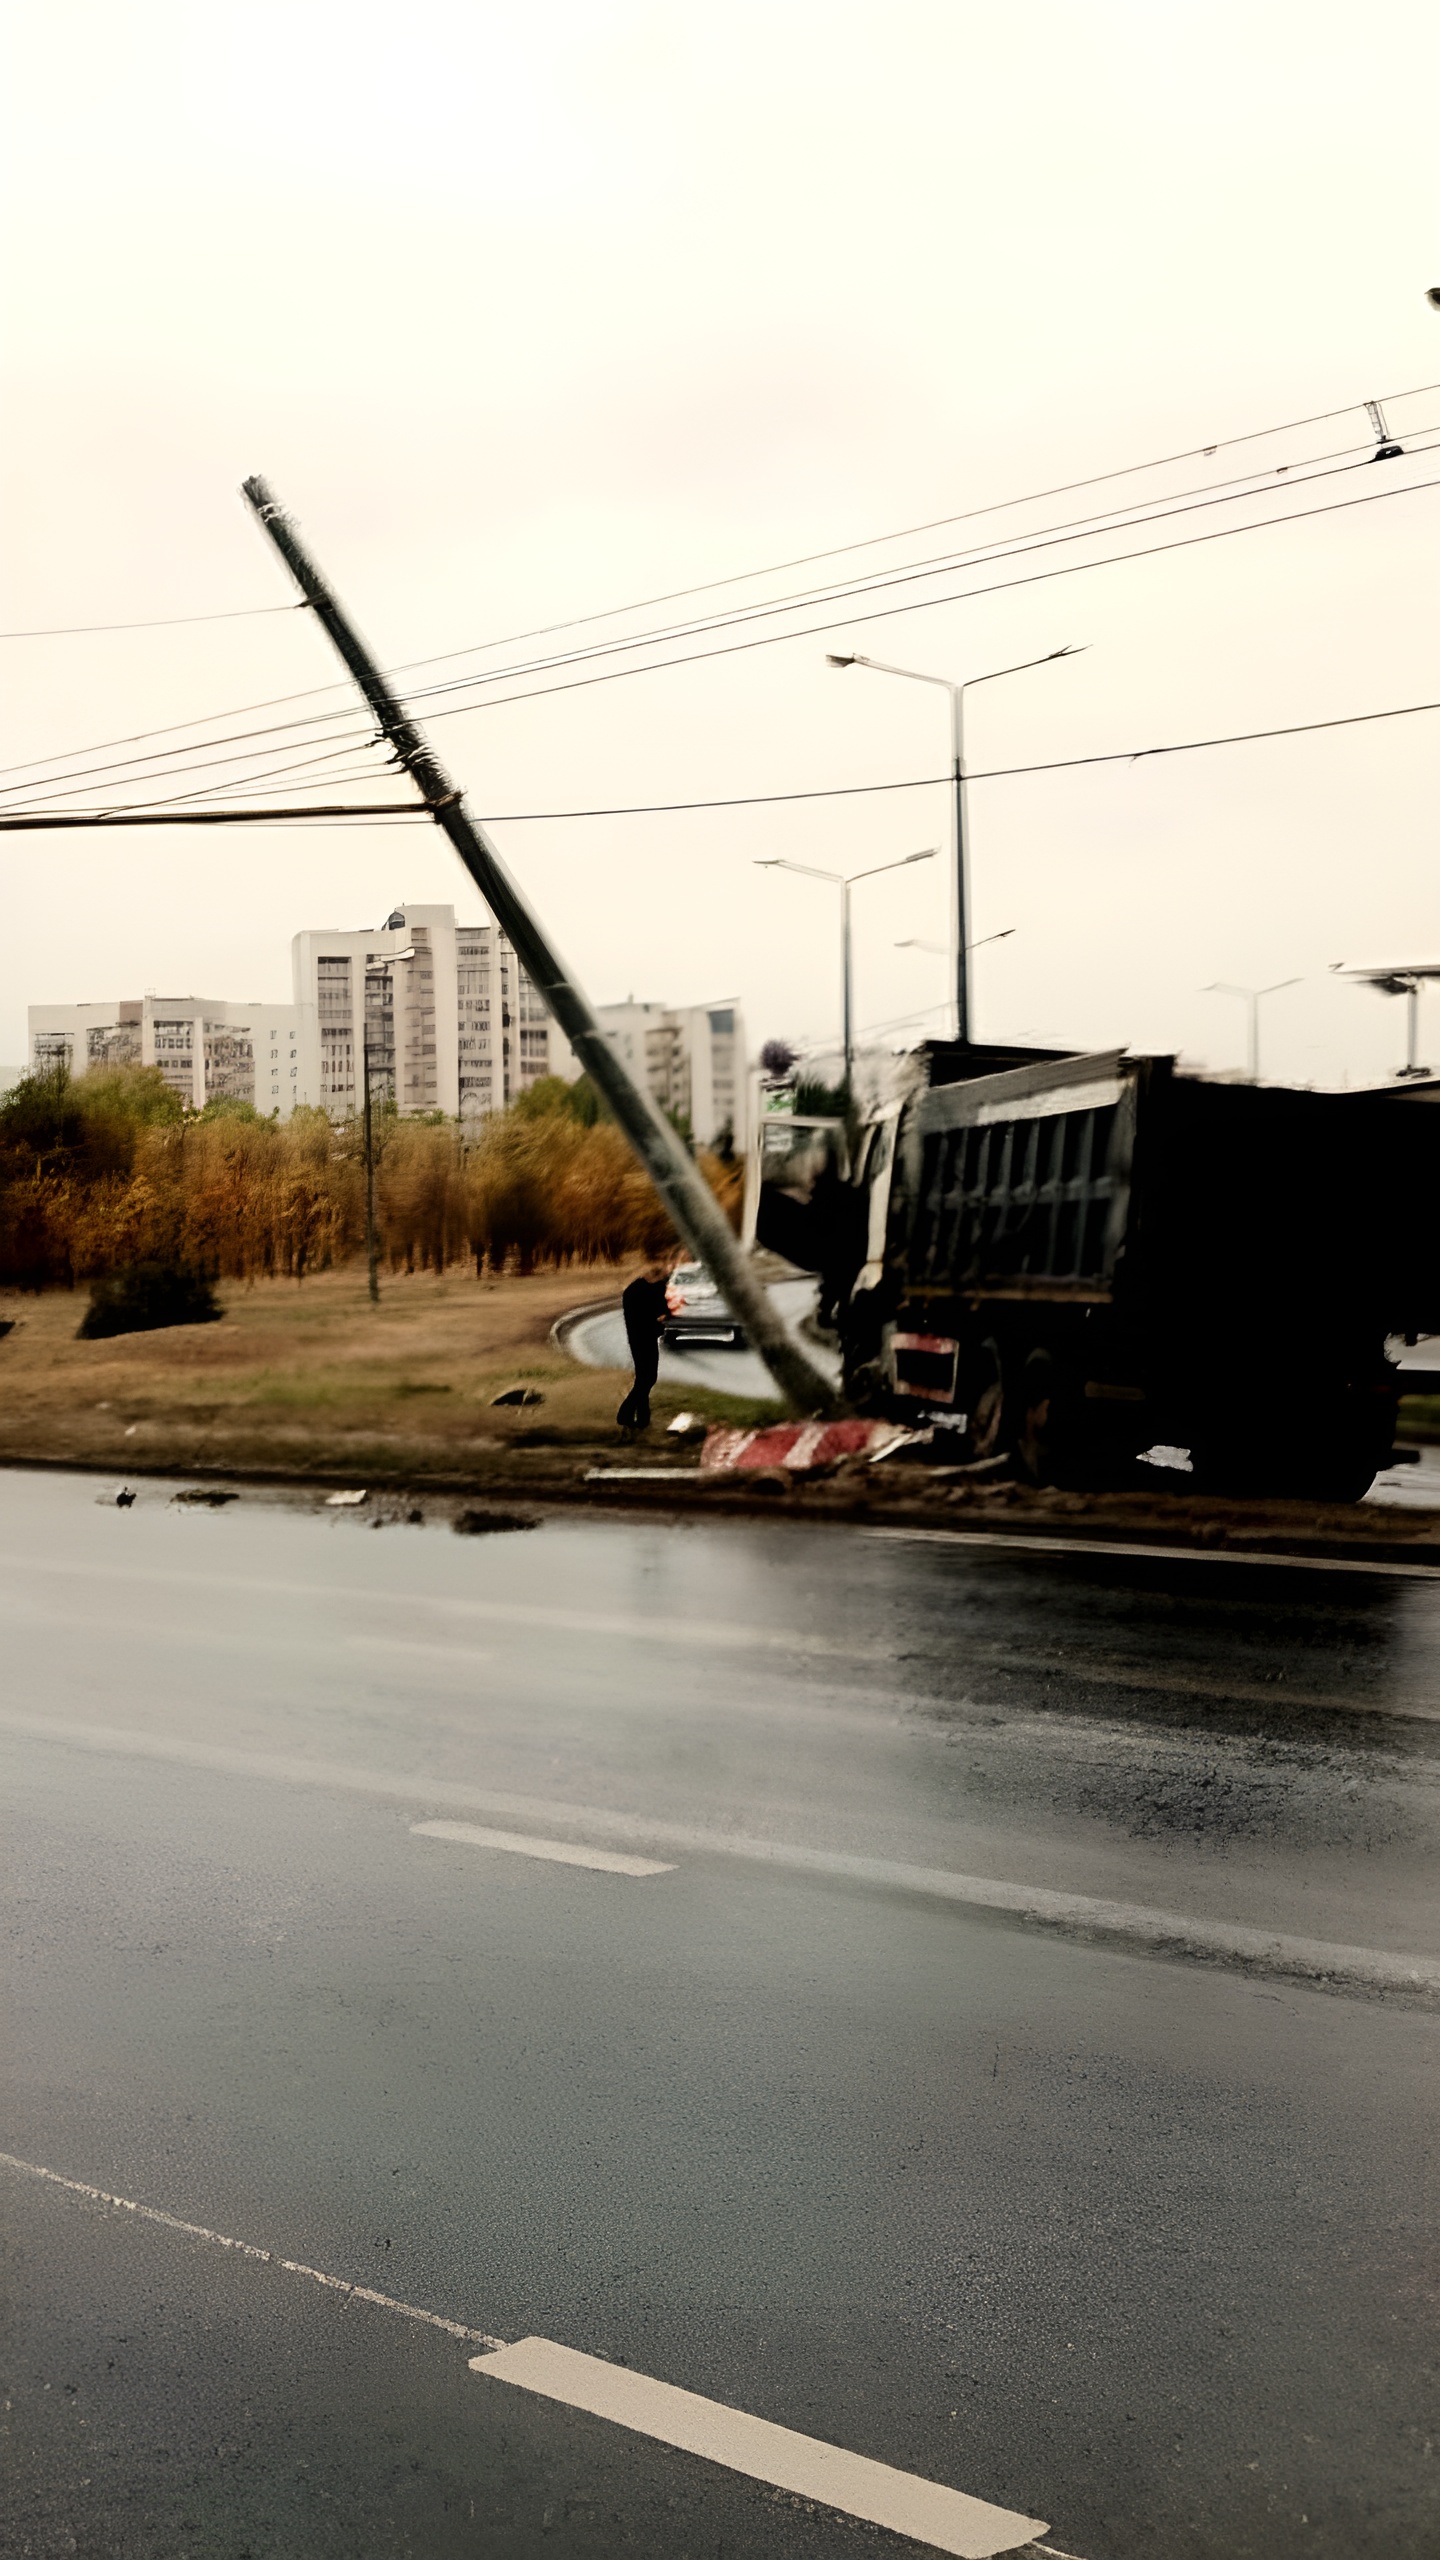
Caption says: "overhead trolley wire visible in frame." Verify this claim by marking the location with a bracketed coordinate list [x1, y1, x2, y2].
[132, 742, 407, 812]
[0, 704, 380, 806]
[5, 374, 1438, 786]
[15, 429, 1432, 816]
[398, 439, 1440, 716]
[3, 437, 1380, 795]
[11, 462, 1436, 833]
[412, 468, 1440, 727]
[0, 721, 383, 814]
[263, 377, 1440, 688]
[12, 461, 1436, 823]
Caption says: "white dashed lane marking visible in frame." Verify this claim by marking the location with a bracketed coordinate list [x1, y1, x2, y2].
[411, 1818, 675, 1877]
[1, 2149, 1057, 2559]
[470, 2335, 1047, 2558]
[2, 1714, 1435, 1996]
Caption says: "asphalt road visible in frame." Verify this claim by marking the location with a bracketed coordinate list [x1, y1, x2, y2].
[2, 1470, 1438, 2560]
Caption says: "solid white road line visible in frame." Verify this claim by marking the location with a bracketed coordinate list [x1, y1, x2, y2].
[0, 2149, 503, 2346]
[864, 1525, 1440, 1581]
[2, 1712, 1435, 1998]
[1, 2149, 1060, 2558]
[470, 2337, 1046, 2559]
[412, 1819, 675, 1877]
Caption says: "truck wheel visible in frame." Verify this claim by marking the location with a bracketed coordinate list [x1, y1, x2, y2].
[1016, 1348, 1058, 1485]
[969, 1336, 1008, 1460]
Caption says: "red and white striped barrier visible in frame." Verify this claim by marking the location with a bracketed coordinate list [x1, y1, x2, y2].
[700, 1419, 910, 1474]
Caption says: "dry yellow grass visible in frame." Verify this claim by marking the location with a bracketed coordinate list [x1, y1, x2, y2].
[0, 1264, 770, 1487]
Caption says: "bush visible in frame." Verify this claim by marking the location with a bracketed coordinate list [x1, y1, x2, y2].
[77, 1263, 222, 1340]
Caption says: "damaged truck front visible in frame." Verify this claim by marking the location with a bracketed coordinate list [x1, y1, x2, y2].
[756, 1042, 1440, 1500]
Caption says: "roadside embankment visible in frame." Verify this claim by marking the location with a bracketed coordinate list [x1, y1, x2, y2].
[0, 1266, 778, 1492]
[3, 1265, 1439, 1568]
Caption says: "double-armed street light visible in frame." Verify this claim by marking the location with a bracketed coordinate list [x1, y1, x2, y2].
[755, 847, 936, 1088]
[826, 645, 1083, 1043]
[1203, 977, 1301, 1083]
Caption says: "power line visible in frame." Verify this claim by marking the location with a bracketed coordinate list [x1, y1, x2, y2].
[400, 440, 1439, 718]
[4, 437, 1385, 796]
[0, 724, 382, 813]
[6, 376, 1437, 784]
[270, 377, 1440, 690]
[968, 694, 1440, 782]
[0, 702, 367, 801]
[413, 469, 1440, 728]
[444, 693, 1440, 816]
[0, 804, 421, 830]
[0, 604, 302, 640]
[8, 694, 1434, 832]
[12, 447, 1432, 818]
[4, 445, 1391, 805]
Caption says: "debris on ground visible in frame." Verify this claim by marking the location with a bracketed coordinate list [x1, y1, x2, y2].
[491, 1386, 545, 1408]
[700, 1419, 915, 1473]
[453, 1507, 540, 1534]
[324, 1488, 368, 1507]
[171, 1486, 240, 1507]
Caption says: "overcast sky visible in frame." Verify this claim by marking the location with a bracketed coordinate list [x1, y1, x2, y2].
[2, 0, 1437, 1085]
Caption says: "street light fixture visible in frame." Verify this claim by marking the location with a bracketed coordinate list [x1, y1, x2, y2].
[826, 645, 1083, 1043]
[896, 928, 1015, 957]
[1330, 959, 1440, 1079]
[363, 943, 414, 1303]
[1203, 977, 1301, 1083]
[755, 848, 936, 1088]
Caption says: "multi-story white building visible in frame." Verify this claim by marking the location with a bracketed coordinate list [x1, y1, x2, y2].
[28, 994, 310, 1115]
[291, 901, 570, 1122]
[28, 902, 570, 1125]
[595, 998, 746, 1151]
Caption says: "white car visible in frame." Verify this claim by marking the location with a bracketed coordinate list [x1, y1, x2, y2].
[662, 1261, 746, 1348]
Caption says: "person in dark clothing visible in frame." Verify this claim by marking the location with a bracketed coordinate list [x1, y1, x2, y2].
[617, 1258, 670, 1430]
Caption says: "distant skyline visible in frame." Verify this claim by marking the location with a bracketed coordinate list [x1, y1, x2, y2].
[3, 0, 1438, 1088]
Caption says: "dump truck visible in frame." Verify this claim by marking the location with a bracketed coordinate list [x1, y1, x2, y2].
[756, 1042, 1440, 1499]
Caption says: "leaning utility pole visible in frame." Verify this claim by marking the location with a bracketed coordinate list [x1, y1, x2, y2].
[242, 476, 840, 1416]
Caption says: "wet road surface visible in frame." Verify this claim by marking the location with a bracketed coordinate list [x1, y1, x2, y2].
[2, 1469, 1437, 2559]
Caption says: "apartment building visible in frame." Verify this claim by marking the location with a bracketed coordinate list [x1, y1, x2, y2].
[291, 902, 570, 1121]
[28, 994, 310, 1114]
[27, 901, 570, 1127]
[595, 998, 746, 1151]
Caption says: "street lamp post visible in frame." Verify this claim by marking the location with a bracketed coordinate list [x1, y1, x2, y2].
[755, 849, 936, 1088]
[1331, 960, 1440, 1079]
[362, 943, 414, 1304]
[1204, 978, 1301, 1083]
[826, 646, 1081, 1043]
